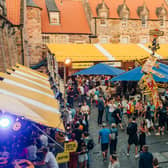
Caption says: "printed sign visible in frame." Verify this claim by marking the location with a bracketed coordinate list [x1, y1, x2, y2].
[56, 152, 70, 164]
[64, 141, 78, 152]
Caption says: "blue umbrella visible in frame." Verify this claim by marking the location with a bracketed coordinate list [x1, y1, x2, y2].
[112, 66, 168, 82]
[73, 63, 125, 76]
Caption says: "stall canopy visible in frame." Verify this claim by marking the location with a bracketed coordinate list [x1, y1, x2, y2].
[73, 63, 125, 76]
[0, 65, 64, 131]
[112, 63, 168, 82]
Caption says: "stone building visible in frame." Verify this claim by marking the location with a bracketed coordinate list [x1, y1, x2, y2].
[0, 0, 22, 72]
[4, 0, 168, 68]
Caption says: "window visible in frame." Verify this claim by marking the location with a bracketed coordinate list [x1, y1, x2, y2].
[42, 36, 50, 43]
[120, 36, 129, 43]
[49, 12, 60, 25]
[100, 36, 109, 44]
[55, 35, 69, 43]
[159, 36, 166, 44]
[140, 36, 148, 44]
[160, 16, 165, 27]
[100, 11, 108, 18]
[121, 16, 128, 27]
[100, 19, 106, 25]
[141, 15, 147, 28]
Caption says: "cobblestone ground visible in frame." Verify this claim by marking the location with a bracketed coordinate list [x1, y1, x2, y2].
[89, 105, 168, 168]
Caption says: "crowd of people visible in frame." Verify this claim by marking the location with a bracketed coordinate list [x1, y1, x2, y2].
[63, 75, 168, 168]
[1, 72, 167, 168]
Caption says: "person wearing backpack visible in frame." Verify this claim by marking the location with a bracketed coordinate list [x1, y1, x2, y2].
[126, 117, 139, 158]
[109, 123, 118, 155]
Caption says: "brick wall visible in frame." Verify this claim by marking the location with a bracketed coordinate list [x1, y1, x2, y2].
[26, 7, 42, 65]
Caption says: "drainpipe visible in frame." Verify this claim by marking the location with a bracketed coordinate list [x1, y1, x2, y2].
[94, 17, 97, 36]
[20, 24, 24, 65]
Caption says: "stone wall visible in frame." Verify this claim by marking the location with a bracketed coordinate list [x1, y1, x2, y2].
[26, 7, 42, 65]
[0, 18, 20, 72]
[91, 18, 168, 44]
[42, 34, 90, 44]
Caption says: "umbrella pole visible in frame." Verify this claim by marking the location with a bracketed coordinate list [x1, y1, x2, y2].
[32, 123, 64, 151]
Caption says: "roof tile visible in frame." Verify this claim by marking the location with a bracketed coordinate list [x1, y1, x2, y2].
[34, 0, 91, 34]
[88, 0, 168, 19]
[6, 0, 21, 25]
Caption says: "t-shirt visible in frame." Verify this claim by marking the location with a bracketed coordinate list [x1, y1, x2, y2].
[73, 129, 82, 142]
[98, 99, 104, 111]
[127, 122, 137, 136]
[99, 128, 111, 144]
[44, 152, 59, 168]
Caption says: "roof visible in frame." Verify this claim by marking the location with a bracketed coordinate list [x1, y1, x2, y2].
[34, 0, 91, 34]
[26, 0, 40, 9]
[45, 0, 59, 12]
[6, 0, 21, 25]
[88, 0, 168, 19]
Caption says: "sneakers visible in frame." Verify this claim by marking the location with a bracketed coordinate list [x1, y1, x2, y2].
[155, 132, 160, 136]
[126, 153, 130, 157]
[135, 154, 139, 159]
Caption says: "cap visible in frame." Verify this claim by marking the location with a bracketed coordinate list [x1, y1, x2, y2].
[102, 123, 106, 127]
[111, 123, 116, 127]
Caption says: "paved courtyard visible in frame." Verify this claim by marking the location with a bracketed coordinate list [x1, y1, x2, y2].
[89, 105, 168, 168]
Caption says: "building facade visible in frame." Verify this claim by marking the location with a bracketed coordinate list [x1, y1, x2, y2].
[4, 0, 168, 67]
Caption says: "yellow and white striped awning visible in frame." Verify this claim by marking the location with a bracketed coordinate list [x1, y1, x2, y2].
[47, 43, 168, 69]
[0, 65, 64, 130]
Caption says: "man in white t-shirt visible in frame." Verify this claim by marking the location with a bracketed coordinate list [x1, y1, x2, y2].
[34, 148, 59, 168]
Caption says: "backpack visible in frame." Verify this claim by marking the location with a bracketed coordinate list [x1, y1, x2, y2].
[127, 123, 134, 135]
[87, 139, 95, 150]
[110, 130, 117, 140]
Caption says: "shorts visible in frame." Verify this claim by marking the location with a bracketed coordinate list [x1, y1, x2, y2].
[128, 135, 138, 146]
[115, 119, 121, 125]
[101, 143, 109, 152]
[78, 153, 88, 163]
[159, 118, 166, 127]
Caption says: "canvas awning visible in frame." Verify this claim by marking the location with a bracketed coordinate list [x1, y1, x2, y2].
[0, 72, 54, 97]
[0, 94, 64, 130]
[47, 43, 108, 62]
[0, 82, 59, 113]
[73, 63, 125, 76]
[112, 64, 168, 82]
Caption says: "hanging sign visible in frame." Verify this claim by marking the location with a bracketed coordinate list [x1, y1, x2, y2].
[56, 152, 70, 164]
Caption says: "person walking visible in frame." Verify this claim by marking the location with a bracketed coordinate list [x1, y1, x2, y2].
[97, 96, 105, 126]
[139, 145, 153, 168]
[109, 123, 118, 155]
[98, 123, 111, 161]
[126, 117, 139, 158]
[138, 120, 147, 152]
